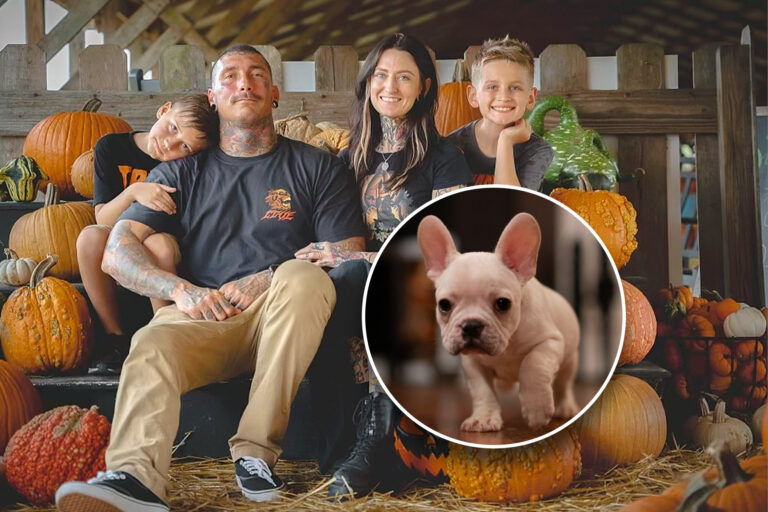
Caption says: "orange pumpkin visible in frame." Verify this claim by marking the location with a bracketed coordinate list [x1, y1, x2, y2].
[709, 297, 741, 327]
[8, 184, 95, 281]
[619, 280, 657, 366]
[70, 149, 94, 199]
[0, 254, 93, 374]
[654, 285, 694, 322]
[708, 342, 735, 376]
[0, 359, 42, 453]
[22, 99, 131, 199]
[550, 178, 638, 269]
[435, 80, 481, 136]
[574, 374, 666, 472]
[393, 416, 449, 483]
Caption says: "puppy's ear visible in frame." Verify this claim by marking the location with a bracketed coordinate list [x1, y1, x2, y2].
[495, 213, 540, 283]
[417, 216, 458, 280]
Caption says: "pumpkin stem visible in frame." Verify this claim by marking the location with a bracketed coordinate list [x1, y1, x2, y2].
[698, 396, 711, 417]
[29, 254, 58, 288]
[452, 59, 471, 82]
[576, 173, 594, 192]
[712, 400, 727, 423]
[4, 248, 18, 260]
[709, 442, 752, 485]
[43, 183, 59, 207]
[83, 98, 102, 112]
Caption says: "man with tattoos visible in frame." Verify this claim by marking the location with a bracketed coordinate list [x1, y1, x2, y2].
[55, 45, 366, 512]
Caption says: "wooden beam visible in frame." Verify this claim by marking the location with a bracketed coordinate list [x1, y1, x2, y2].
[159, 7, 218, 64]
[205, 0, 257, 46]
[25, 0, 45, 45]
[232, 0, 304, 46]
[282, 0, 351, 60]
[134, 23, 183, 72]
[105, 0, 170, 49]
[37, 0, 110, 62]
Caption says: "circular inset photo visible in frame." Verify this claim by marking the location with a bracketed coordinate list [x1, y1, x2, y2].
[364, 186, 625, 448]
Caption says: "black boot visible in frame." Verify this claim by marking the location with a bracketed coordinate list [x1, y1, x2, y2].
[327, 391, 397, 499]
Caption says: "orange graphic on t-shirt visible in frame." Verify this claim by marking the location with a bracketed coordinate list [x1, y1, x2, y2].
[261, 189, 296, 221]
[119, 166, 149, 188]
[473, 174, 494, 185]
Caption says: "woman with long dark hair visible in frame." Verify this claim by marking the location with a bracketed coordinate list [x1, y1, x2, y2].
[296, 33, 472, 498]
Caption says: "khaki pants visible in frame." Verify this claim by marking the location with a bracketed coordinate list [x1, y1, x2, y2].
[105, 260, 336, 500]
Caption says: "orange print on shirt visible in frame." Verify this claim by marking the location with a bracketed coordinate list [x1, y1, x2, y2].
[261, 188, 296, 221]
[472, 174, 494, 185]
[119, 166, 149, 188]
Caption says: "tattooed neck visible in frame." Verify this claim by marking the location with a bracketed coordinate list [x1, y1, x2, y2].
[377, 116, 407, 152]
[219, 117, 278, 157]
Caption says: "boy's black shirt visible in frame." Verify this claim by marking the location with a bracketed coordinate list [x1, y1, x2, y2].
[93, 131, 159, 206]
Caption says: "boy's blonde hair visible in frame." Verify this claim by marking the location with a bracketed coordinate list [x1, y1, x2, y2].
[471, 36, 535, 86]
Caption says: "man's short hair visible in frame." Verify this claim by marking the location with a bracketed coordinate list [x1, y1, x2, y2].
[211, 44, 273, 83]
[471, 36, 535, 86]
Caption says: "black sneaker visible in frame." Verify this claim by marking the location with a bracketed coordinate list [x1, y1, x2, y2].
[88, 334, 131, 375]
[327, 391, 397, 499]
[55, 470, 168, 512]
[234, 456, 284, 502]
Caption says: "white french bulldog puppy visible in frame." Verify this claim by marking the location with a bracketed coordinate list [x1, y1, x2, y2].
[417, 213, 580, 431]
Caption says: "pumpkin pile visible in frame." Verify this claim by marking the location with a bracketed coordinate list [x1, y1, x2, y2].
[653, 285, 767, 411]
[274, 113, 350, 154]
[2, 405, 110, 505]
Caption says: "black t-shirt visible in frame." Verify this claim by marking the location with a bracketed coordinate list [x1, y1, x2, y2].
[447, 120, 553, 191]
[339, 138, 472, 251]
[93, 132, 159, 206]
[120, 136, 365, 288]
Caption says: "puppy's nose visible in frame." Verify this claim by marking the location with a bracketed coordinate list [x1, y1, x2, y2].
[461, 320, 484, 340]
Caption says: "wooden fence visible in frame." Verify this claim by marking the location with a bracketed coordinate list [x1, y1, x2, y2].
[0, 38, 762, 305]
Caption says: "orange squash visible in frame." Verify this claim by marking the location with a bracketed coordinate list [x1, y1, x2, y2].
[619, 280, 657, 366]
[0, 359, 42, 453]
[8, 184, 95, 281]
[0, 254, 93, 374]
[435, 80, 481, 136]
[23, 99, 131, 199]
[70, 149, 94, 199]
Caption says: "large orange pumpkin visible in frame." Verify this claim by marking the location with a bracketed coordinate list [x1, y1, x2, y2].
[619, 280, 657, 366]
[550, 176, 638, 269]
[8, 184, 95, 281]
[0, 360, 42, 453]
[3, 405, 110, 505]
[0, 254, 94, 374]
[23, 98, 131, 199]
[435, 81, 482, 136]
[446, 430, 581, 502]
[574, 374, 666, 473]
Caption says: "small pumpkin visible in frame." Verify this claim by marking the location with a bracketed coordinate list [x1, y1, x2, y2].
[735, 339, 764, 362]
[661, 339, 683, 371]
[8, 184, 95, 281]
[724, 303, 767, 338]
[618, 280, 657, 366]
[3, 405, 110, 505]
[274, 111, 322, 143]
[736, 358, 767, 384]
[708, 341, 735, 376]
[22, 98, 132, 199]
[446, 430, 581, 502]
[0, 359, 42, 453]
[550, 175, 638, 269]
[752, 404, 766, 446]
[0, 156, 47, 202]
[70, 149, 94, 199]
[689, 399, 753, 454]
[0, 254, 94, 374]
[0, 249, 36, 286]
[393, 416, 449, 483]
[308, 128, 350, 155]
[574, 374, 666, 472]
[709, 296, 741, 327]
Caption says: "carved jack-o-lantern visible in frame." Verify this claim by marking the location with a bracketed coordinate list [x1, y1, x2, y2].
[393, 416, 449, 483]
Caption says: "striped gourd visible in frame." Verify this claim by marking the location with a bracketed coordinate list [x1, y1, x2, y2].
[0, 156, 48, 202]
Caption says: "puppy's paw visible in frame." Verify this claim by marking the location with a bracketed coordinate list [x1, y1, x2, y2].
[520, 400, 554, 430]
[554, 396, 580, 419]
[461, 412, 503, 432]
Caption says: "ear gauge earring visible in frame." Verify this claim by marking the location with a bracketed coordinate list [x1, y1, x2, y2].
[210, 103, 216, 111]
[273, 100, 279, 108]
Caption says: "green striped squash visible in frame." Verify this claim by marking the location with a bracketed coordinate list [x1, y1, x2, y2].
[0, 156, 48, 202]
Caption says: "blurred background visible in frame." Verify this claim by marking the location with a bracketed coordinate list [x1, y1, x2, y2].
[365, 187, 624, 443]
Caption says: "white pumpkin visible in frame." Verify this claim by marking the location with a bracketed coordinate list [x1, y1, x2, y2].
[752, 404, 766, 442]
[690, 399, 753, 454]
[723, 303, 767, 337]
[0, 248, 36, 286]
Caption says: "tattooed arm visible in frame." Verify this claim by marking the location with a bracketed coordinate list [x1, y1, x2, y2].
[102, 219, 240, 321]
[219, 270, 271, 310]
[294, 236, 369, 268]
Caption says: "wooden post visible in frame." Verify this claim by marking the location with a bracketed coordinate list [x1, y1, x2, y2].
[0, 45, 45, 164]
[25, 0, 45, 45]
[693, 44, 726, 296]
[254, 45, 282, 91]
[314, 46, 357, 92]
[616, 44, 675, 297]
[79, 45, 127, 91]
[159, 45, 206, 91]
[716, 43, 763, 305]
[540, 44, 587, 92]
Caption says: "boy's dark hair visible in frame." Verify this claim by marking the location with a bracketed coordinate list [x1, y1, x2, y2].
[211, 44, 273, 83]
[471, 36, 535, 86]
[169, 94, 219, 146]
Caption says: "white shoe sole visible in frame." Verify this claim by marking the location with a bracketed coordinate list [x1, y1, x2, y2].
[236, 476, 285, 502]
[55, 481, 169, 512]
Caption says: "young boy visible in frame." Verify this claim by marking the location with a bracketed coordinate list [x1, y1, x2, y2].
[447, 36, 553, 190]
[76, 94, 218, 374]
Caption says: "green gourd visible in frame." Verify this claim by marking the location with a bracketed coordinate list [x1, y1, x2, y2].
[0, 156, 48, 202]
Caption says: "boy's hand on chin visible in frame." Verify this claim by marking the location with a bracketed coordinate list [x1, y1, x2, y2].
[499, 118, 533, 146]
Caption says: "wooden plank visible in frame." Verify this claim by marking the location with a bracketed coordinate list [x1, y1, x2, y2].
[25, 0, 45, 45]
[692, 44, 726, 297]
[281, 0, 351, 60]
[59, 29, 86, 90]
[616, 43, 674, 297]
[79, 44, 127, 90]
[159, 44, 206, 91]
[134, 22, 184, 73]
[254, 45, 282, 90]
[716, 43, 763, 305]
[205, 0, 255, 46]
[314, 46, 357, 92]
[0, 44, 46, 90]
[233, 0, 303, 47]
[0, 88, 719, 136]
[159, 8, 218, 65]
[37, 0, 110, 62]
[0, 137, 26, 167]
[105, 0, 170, 49]
[94, 0, 122, 34]
[540, 44, 587, 92]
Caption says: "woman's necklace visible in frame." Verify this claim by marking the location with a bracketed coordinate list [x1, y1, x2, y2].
[380, 151, 396, 171]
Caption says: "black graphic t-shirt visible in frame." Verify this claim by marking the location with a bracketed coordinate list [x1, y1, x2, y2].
[121, 136, 365, 288]
[339, 138, 472, 251]
[447, 120, 554, 191]
[93, 132, 159, 206]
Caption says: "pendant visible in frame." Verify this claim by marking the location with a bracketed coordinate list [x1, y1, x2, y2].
[381, 161, 389, 171]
